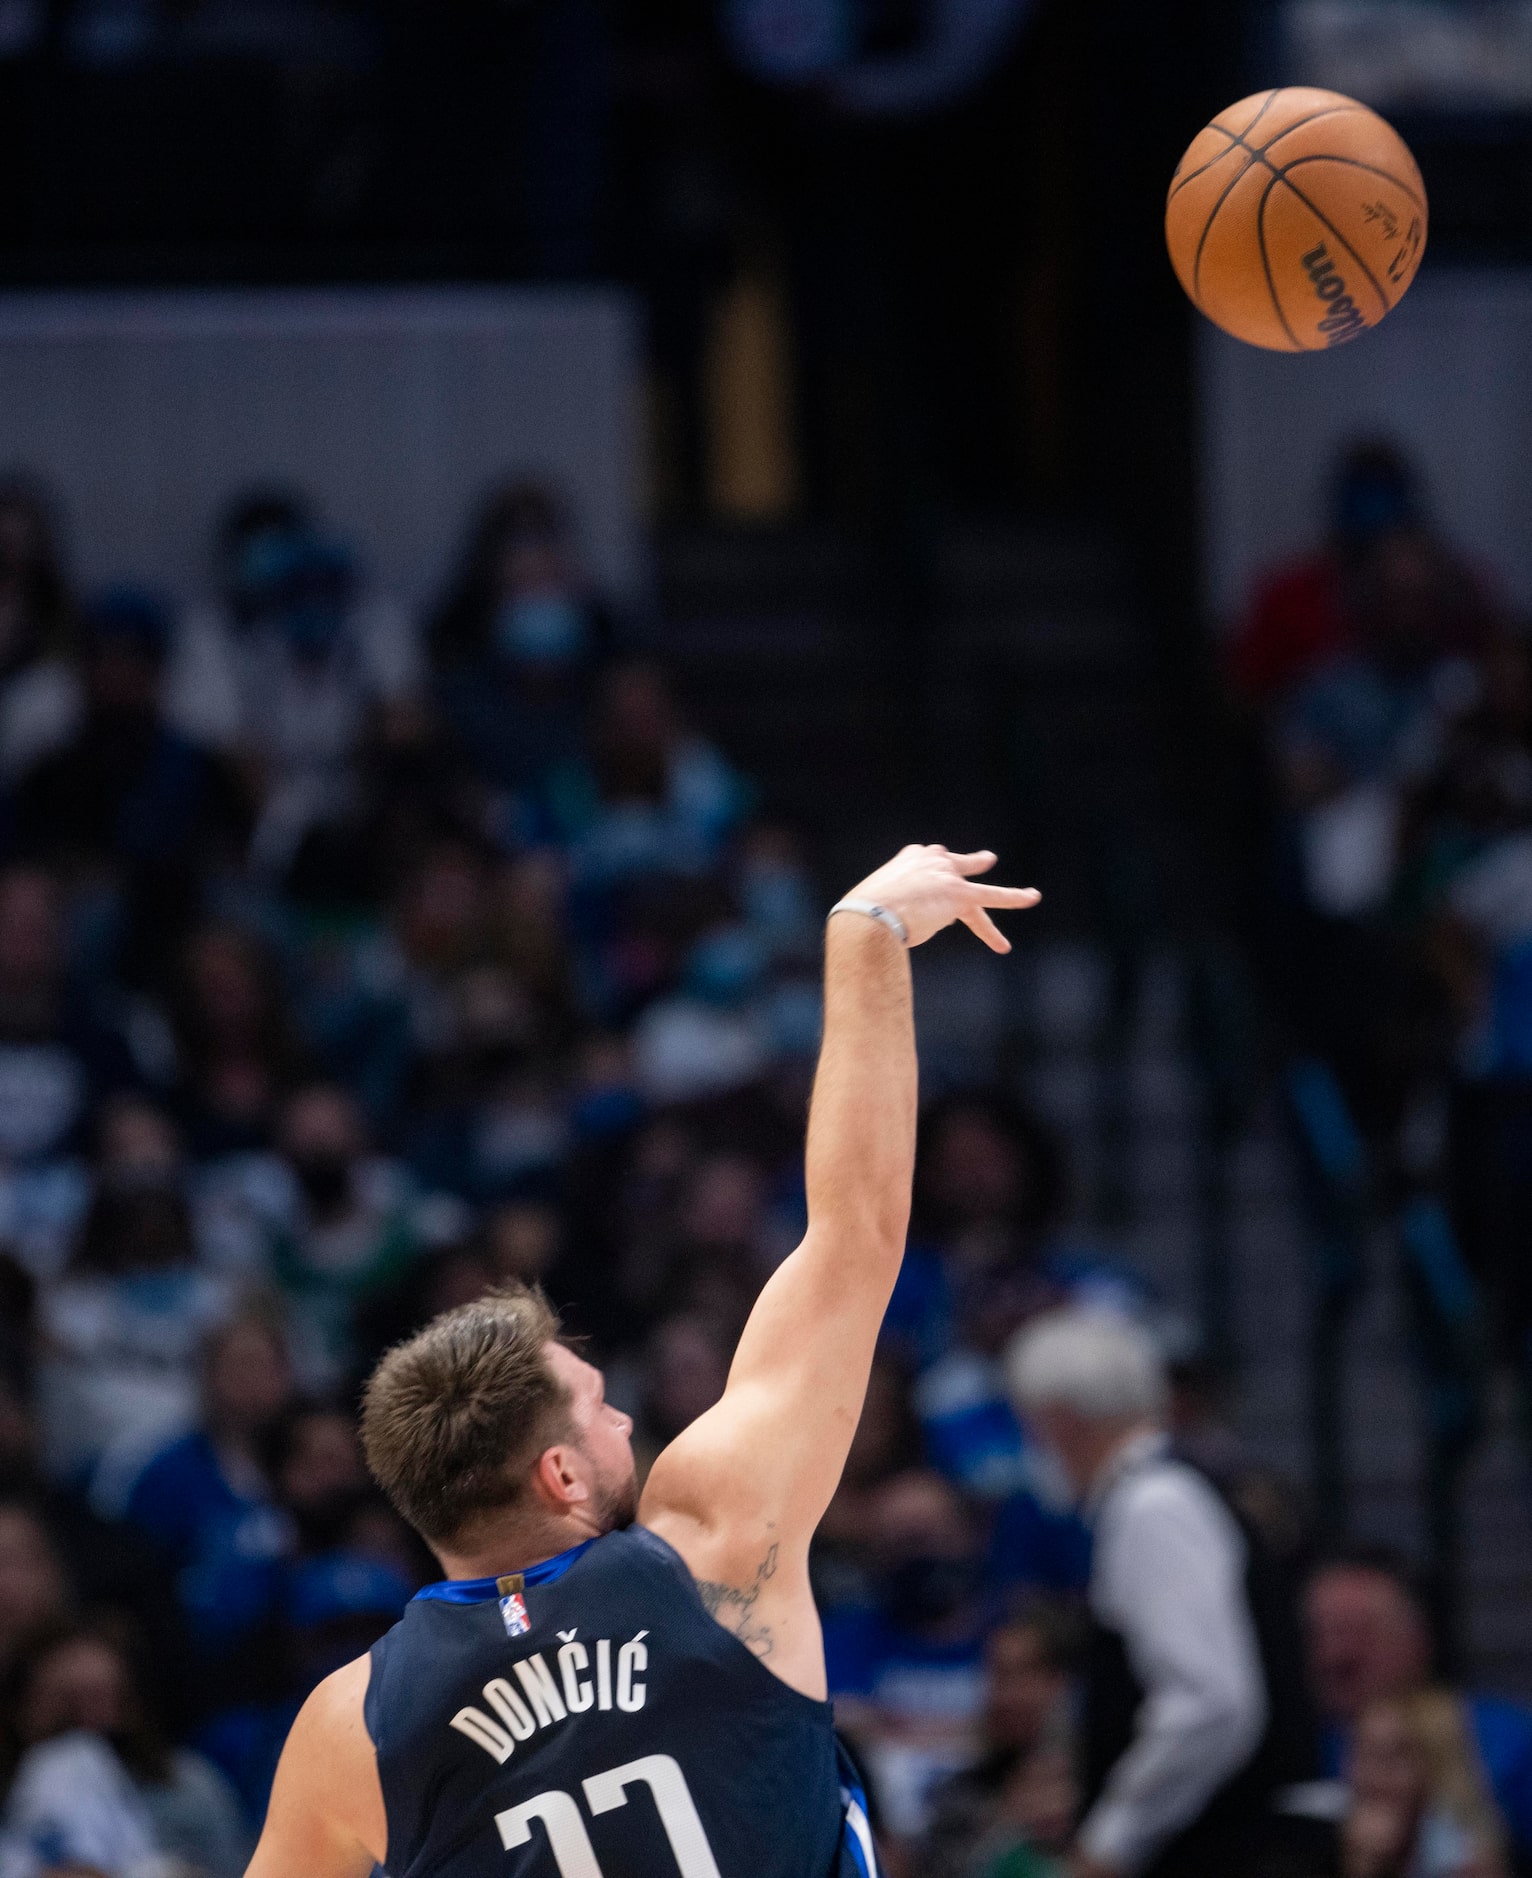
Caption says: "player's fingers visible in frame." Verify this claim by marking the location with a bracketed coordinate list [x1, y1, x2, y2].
[972, 885, 1041, 909]
[961, 905, 1012, 953]
[948, 849, 998, 877]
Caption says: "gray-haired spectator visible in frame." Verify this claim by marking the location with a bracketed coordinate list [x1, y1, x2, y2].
[173, 497, 420, 881]
[1007, 1308, 1313, 1878]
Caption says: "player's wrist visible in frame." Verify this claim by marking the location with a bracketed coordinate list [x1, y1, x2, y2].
[827, 897, 910, 946]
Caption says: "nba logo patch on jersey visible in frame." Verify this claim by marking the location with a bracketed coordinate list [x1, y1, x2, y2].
[497, 1574, 530, 1637]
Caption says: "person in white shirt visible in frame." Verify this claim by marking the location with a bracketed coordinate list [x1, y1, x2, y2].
[1007, 1309, 1272, 1878]
[167, 495, 419, 880]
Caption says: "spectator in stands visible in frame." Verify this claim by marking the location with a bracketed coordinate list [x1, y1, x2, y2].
[0, 1379, 190, 1729]
[35, 1153, 236, 1480]
[617, 1147, 775, 1341]
[175, 493, 418, 775]
[1341, 1690, 1508, 1878]
[814, 1354, 924, 1617]
[1273, 528, 1489, 923]
[736, 820, 815, 944]
[0, 866, 137, 1271]
[273, 1394, 428, 1588]
[0, 1503, 68, 1685]
[896, 1092, 1144, 1394]
[1167, 1350, 1309, 1568]
[204, 521, 418, 881]
[482, 851, 581, 1032]
[1306, 1552, 1532, 1863]
[282, 836, 459, 1141]
[165, 490, 312, 752]
[95, 1309, 294, 1657]
[0, 479, 77, 784]
[918, 1612, 1077, 1878]
[1232, 441, 1495, 711]
[297, 693, 481, 920]
[1008, 1308, 1299, 1878]
[479, 1197, 565, 1290]
[96, 1094, 181, 1182]
[630, 1311, 730, 1475]
[1265, 551, 1505, 1171]
[263, 1082, 448, 1389]
[169, 922, 309, 1158]
[825, 1468, 997, 1844]
[1232, 441, 1420, 706]
[394, 853, 575, 1203]
[376, 840, 542, 1179]
[94, 1087, 280, 1306]
[351, 1233, 498, 1386]
[3, 1618, 250, 1876]
[267, 1400, 369, 1560]
[629, 918, 777, 1105]
[1404, 641, 1532, 1446]
[549, 659, 750, 886]
[9, 588, 246, 988]
[429, 479, 610, 799]
[888, 1094, 1128, 1592]
[196, 1546, 410, 1825]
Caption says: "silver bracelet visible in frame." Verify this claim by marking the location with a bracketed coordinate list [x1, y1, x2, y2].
[828, 897, 910, 945]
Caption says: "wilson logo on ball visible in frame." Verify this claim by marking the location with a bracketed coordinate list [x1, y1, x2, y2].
[1300, 244, 1366, 346]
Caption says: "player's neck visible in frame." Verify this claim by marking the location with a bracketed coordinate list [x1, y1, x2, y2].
[435, 1509, 603, 1583]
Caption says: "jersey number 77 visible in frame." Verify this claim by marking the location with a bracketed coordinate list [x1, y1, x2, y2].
[496, 1752, 720, 1878]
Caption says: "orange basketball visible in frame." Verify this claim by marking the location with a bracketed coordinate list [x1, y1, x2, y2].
[1165, 87, 1427, 352]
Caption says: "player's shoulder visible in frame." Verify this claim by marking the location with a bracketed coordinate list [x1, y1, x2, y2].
[292, 1652, 376, 1760]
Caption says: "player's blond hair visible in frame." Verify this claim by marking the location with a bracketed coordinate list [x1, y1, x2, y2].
[361, 1284, 572, 1545]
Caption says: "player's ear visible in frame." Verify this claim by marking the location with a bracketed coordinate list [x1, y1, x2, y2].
[530, 1442, 589, 1513]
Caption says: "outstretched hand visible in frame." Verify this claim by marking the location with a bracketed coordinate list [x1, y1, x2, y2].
[845, 845, 1040, 953]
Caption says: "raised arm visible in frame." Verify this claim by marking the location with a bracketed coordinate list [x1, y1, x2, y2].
[640, 845, 1038, 1695]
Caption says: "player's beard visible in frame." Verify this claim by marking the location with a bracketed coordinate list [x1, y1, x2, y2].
[592, 1459, 640, 1533]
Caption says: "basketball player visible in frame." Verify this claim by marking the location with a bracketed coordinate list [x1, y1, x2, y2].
[245, 843, 1039, 1878]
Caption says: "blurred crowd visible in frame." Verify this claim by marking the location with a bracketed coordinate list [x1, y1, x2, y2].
[0, 457, 1530, 1878]
[1232, 442, 1532, 1512]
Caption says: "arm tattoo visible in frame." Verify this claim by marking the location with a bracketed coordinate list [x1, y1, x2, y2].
[696, 1543, 779, 1659]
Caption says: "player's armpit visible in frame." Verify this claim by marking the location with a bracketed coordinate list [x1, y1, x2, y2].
[244, 1655, 385, 1878]
[693, 1535, 782, 1661]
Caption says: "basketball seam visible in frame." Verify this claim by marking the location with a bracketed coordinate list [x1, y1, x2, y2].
[1256, 176, 1303, 351]
[1192, 154, 1257, 305]
[1167, 138, 1251, 206]
[1278, 152, 1427, 214]
[1256, 104, 1374, 155]
[1167, 89, 1278, 203]
[1172, 100, 1364, 206]
[1185, 100, 1376, 305]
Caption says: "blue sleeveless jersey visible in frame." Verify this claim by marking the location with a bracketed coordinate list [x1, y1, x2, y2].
[365, 1524, 877, 1878]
